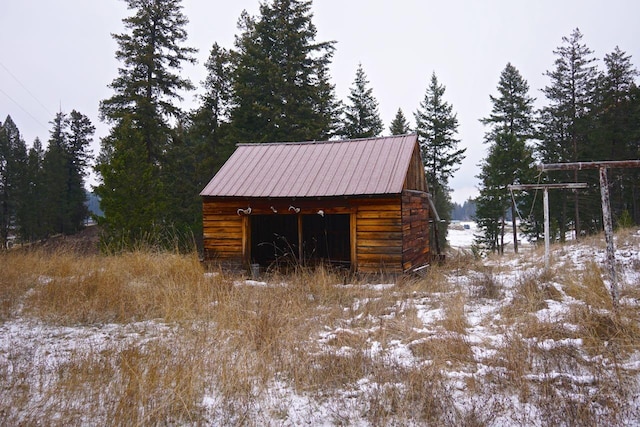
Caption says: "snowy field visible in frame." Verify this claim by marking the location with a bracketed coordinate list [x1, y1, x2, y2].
[2, 226, 640, 425]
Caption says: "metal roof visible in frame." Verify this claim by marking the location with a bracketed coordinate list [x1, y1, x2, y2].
[200, 134, 419, 198]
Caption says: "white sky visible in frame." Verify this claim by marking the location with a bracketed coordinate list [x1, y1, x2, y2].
[1, 0, 639, 203]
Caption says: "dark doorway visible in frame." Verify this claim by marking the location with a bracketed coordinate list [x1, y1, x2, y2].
[250, 214, 350, 268]
[301, 214, 350, 266]
[251, 215, 298, 266]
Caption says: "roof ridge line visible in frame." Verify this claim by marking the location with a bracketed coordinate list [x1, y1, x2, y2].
[235, 133, 417, 147]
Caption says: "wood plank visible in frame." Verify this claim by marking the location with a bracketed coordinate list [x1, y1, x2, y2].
[356, 231, 403, 240]
[204, 243, 243, 252]
[357, 255, 403, 264]
[357, 246, 402, 255]
[203, 228, 242, 237]
[357, 239, 402, 248]
[357, 211, 402, 219]
[357, 204, 400, 212]
[358, 227, 402, 235]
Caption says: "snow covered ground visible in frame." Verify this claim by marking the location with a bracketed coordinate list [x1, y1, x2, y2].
[448, 221, 478, 249]
[2, 226, 640, 425]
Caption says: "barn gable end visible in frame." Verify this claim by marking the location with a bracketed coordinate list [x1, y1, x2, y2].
[201, 134, 432, 274]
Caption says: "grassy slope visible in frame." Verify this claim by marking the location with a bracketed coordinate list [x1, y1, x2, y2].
[1, 228, 640, 425]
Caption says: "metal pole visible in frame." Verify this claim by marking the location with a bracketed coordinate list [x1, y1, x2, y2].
[544, 188, 550, 270]
[599, 167, 618, 308]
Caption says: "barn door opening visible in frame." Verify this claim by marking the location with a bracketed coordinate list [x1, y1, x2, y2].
[250, 215, 298, 266]
[301, 214, 350, 267]
[250, 214, 350, 269]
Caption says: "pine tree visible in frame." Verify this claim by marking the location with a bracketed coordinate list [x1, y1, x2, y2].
[414, 72, 465, 249]
[190, 42, 235, 179]
[41, 111, 94, 236]
[42, 113, 69, 235]
[95, 118, 159, 248]
[476, 63, 536, 253]
[100, 0, 196, 161]
[97, 0, 196, 244]
[389, 108, 411, 135]
[341, 64, 383, 139]
[21, 137, 46, 241]
[230, 0, 338, 143]
[160, 121, 203, 249]
[0, 116, 28, 248]
[592, 47, 640, 224]
[539, 28, 599, 239]
[66, 111, 95, 230]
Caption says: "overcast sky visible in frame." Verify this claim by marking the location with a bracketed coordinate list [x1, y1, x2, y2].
[1, 0, 639, 203]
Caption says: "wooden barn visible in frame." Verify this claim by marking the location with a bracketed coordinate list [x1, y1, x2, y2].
[200, 134, 432, 274]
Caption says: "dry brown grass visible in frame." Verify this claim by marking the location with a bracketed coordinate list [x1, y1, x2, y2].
[502, 271, 562, 319]
[565, 261, 614, 310]
[0, 250, 40, 320]
[469, 268, 502, 299]
[17, 250, 223, 324]
[2, 233, 640, 425]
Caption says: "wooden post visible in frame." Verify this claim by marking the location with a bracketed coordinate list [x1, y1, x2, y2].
[536, 160, 640, 309]
[543, 188, 549, 269]
[297, 214, 304, 266]
[508, 183, 587, 270]
[599, 167, 618, 308]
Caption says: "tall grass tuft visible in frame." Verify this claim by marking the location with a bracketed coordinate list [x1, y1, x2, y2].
[22, 249, 222, 324]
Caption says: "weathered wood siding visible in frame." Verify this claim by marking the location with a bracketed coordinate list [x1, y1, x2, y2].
[354, 197, 403, 273]
[401, 190, 430, 271]
[202, 198, 244, 268]
[203, 192, 429, 273]
[403, 143, 428, 192]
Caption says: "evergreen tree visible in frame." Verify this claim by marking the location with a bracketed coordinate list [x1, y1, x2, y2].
[95, 118, 159, 248]
[0, 116, 28, 248]
[592, 47, 640, 224]
[66, 111, 95, 230]
[160, 121, 203, 249]
[96, 0, 196, 244]
[538, 28, 599, 239]
[230, 0, 338, 143]
[21, 137, 46, 241]
[190, 43, 235, 180]
[42, 112, 69, 235]
[414, 72, 465, 249]
[389, 108, 411, 135]
[476, 63, 536, 253]
[314, 64, 343, 140]
[41, 111, 94, 236]
[341, 64, 383, 139]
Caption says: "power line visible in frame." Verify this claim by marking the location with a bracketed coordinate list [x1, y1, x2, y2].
[0, 61, 52, 117]
[0, 87, 49, 132]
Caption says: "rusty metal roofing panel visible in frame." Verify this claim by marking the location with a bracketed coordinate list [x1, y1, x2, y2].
[200, 134, 420, 198]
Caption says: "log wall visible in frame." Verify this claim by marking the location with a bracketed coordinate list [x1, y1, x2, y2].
[401, 190, 430, 271]
[202, 194, 429, 273]
[202, 199, 244, 268]
[354, 197, 403, 273]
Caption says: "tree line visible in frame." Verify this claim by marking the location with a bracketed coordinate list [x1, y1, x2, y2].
[476, 29, 640, 253]
[92, 0, 464, 251]
[2, 1, 637, 254]
[0, 111, 93, 248]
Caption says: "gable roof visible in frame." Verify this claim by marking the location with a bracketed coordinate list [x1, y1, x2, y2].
[200, 134, 419, 198]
